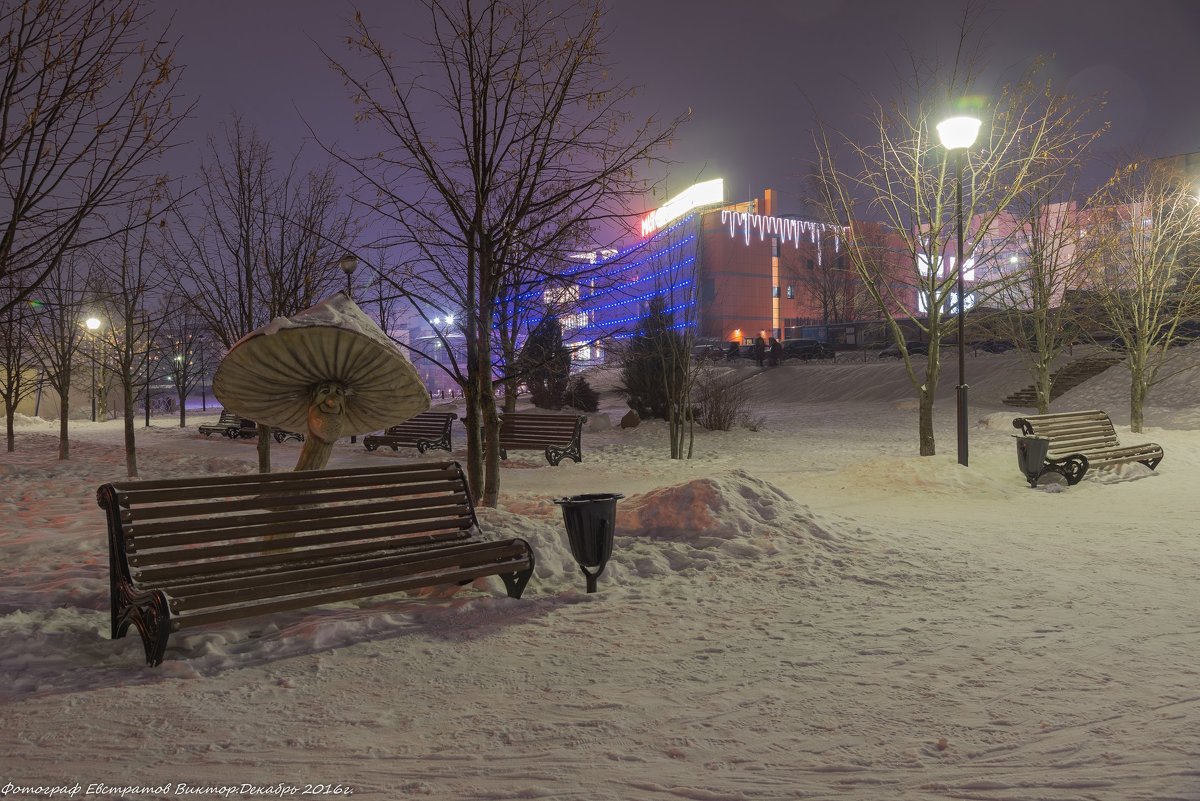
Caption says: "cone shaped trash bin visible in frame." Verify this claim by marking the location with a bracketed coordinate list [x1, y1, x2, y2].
[1015, 435, 1050, 487]
[553, 493, 623, 593]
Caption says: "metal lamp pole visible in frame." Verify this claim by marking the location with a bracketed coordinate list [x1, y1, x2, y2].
[338, 253, 358, 443]
[85, 317, 101, 422]
[936, 115, 981, 467]
[954, 150, 968, 467]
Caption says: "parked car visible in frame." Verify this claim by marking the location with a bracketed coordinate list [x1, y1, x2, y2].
[781, 338, 836, 361]
[878, 340, 929, 358]
[690, 343, 726, 362]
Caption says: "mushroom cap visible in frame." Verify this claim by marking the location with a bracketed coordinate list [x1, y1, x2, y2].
[213, 292, 430, 435]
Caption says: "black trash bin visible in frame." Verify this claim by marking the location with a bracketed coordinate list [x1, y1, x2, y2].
[553, 493, 624, 593]
[1014, 435, 1050, 487]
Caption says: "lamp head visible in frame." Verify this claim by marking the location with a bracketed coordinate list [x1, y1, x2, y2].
[937, 116, 982, 150]
[337, 253, 357, 276]
[85, 317, 101, 331]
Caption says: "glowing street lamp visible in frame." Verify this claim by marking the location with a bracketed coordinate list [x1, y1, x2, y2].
[85, 317, 102, 422]
[338, 253, 357, 298]
[937, 115, 981, 467]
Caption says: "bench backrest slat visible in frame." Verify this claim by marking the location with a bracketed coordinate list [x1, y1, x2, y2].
[132, 523, 475, 584]
[128, 492, 470, 540]
[130, 515, 474, 569]
[130, 498, 472, 550]
[121, 479, 467, 523]
[112, 463, 461, 506]
[1015, 410, 1121, 454]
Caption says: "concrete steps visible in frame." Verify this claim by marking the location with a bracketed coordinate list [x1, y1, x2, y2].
[1001, 352, 1123, 408]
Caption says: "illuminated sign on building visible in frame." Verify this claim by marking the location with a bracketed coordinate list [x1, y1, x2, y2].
[720, 209, 845, 250]
[640, 178, 724, 237]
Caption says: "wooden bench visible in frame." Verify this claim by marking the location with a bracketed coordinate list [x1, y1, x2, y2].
[198, 410, 248, 439]
[197, 411, 304, 443]
[499, 412, 586, 466]
[363, 411, 457, 454]
[96, 461, 535, 666]
[1012, 410, 1164, 487]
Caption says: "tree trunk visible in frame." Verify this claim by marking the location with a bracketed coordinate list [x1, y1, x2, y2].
[178, 393, 187, 428]
[461, 384, 483, 504]
[123, 383, 138, 477]
[57, 385, 70, 460]
[1035, 365, 1052, 415]
[5, 406, 14, 452]
[918, 387, 935, 456]
[502, 378, 518, 414]
[256, 422, 271, 473]
[1129, 360, 1147, 434]
[481, 381, 502, 508]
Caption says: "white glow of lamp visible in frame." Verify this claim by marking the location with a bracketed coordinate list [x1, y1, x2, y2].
[936, 116, 981, 150]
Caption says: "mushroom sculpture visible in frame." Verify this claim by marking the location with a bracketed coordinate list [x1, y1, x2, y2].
[213, 292, 430, 471]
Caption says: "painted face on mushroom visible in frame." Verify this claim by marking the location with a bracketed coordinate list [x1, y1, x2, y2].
[307, 380, 350, 443]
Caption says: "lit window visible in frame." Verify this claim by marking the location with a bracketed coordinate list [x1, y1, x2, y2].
[786, 285, 794, 300]
[772, 286, 780, 298]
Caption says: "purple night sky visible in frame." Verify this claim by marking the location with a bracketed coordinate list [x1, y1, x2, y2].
[153, 0, 1200, 216]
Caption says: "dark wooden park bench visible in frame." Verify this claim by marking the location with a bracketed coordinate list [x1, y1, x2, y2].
[1012, 409, 1164, 487]
[197, 411, 303, 443]
[96, 461, 535, 666]
[499, 412, 586, 466]
[198, 410, 249, 439]
[363, 411, 457, 454]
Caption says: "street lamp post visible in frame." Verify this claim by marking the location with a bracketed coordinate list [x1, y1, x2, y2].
[85, 317, 101, 422]
[338, 253, 358, 443]
[936, 115, 981, 467]
[338, 253, 357, 298]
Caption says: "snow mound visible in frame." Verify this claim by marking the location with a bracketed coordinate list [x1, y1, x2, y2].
[618, 469, 838, 547]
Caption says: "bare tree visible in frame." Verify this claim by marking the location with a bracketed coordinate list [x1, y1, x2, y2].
[1087, 160, 1200, 432]
[326, 0, 684, 505]
[162, 295, 208, 428]
[167, 119, 353, 471]
[984, 191, 1100, 413]
[26, 260, 88, 458]
[0, 0, 187, 316]
[0, 283, 38, 450]
[815, 34, 1103, 455]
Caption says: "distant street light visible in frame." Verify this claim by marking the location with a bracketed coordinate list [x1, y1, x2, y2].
[937, 115, 981, 467]
[85, 316, 102, 422]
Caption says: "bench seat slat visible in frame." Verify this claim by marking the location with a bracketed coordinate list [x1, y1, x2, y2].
[158, 539, 522, 597]
[170, 541, 529, 611]
[174, 558, 531, 631]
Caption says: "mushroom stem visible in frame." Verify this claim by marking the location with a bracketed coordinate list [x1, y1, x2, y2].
[295, 436, 336, 471]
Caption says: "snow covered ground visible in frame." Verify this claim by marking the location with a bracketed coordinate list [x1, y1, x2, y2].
[2, 347, 1199, 801]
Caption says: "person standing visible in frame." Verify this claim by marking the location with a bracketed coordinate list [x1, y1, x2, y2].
[754, 334, 766, 368]
[769, 337, 783, 367]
